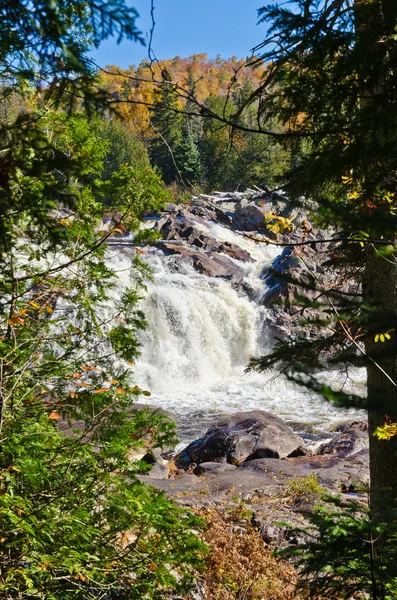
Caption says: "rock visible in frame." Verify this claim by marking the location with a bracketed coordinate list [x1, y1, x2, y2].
[193, 462, 238, 476]
[232, 200, 268, 232]
[215, 207, 233, 226]
[260, 247, 301, 308]
[318, 421, 368, 458]
[144, 463, 170, 479]
[158, 242, 245, 281]
[287, 451, 369, 491]
[240, 457, 307, 479]
[218, 242, 252, 262]
[158, 212, 252, 262]
[175, 411, 305, 468]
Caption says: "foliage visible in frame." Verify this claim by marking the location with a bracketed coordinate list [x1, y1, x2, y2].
[0, 0, 143, 114]
[0, 3, 207, 597]
[280, 495, 397, 600]
[0, 107, 206, 598]
[150, 70, 184, 184]
[98, 55, 290, 192]
[100, 119, 150, 185]
[286, 475, 323, 499]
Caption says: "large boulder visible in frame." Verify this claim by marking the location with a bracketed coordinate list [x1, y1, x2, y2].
[175, 411, 305, 469]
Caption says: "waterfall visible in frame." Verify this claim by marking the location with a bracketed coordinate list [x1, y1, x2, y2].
[105, 222, 365, 447]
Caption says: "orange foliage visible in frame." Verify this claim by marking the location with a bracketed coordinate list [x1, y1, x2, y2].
[98, 54, 266, 137]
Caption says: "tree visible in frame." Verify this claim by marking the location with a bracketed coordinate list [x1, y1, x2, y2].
[0, 3, 205, 597]
[101, 119, 150, 185]
[178, 119, 203, 185]
[150, 69, 184, 184]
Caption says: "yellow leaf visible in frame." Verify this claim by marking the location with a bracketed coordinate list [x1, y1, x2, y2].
[45, 306, 54, 314]
[49, 412, 61, 420]
[380, 334, 385, 342]
[375, 334, 380, 342]
[57, 218, 72, 227]
[93, 388, 109, 394]
[128, 362, 135, 366]
[115, 388, 125, 394]
[385, 333, 391, 340]
[76, 382, 89, 387]
[28, 301, 40, 309]
[110, 379, 119, 385]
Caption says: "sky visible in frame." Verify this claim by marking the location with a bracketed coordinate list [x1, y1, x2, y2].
[90, 0, 270, 68]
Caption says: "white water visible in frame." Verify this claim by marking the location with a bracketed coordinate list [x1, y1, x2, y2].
[105, 219, 365, 447]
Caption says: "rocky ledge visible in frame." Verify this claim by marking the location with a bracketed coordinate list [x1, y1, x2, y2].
[139, 410, 369, 547]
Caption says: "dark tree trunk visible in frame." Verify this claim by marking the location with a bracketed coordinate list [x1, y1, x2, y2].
[364, 245, 397, 509]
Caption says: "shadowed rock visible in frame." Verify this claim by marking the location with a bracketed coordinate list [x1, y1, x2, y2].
[175, 411, 305, 468]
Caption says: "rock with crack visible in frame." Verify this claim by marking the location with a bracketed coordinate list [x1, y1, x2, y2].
[175, 411, 305, 469]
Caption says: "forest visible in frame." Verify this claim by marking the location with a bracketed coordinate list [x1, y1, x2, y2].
[97, 53, 290, 193]
[1, 0, 397, 599]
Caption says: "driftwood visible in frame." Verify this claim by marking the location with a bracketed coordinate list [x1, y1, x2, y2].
[197, 187, 270, 205]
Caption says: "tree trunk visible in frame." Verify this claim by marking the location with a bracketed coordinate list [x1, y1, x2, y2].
[364, 245, 397, 509]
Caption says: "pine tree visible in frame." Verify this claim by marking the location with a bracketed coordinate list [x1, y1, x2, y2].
[178, 119, 203, 185]
[247, 0, 397, 511]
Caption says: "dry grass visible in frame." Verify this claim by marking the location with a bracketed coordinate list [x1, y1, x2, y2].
[198, 509, 310, 600]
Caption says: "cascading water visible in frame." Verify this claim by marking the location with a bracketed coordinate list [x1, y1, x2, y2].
[107, 217, 366, 447]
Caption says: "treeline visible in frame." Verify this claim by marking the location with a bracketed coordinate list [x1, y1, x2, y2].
[98, 54, 290, 193]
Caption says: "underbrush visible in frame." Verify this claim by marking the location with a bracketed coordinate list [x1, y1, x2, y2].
[197, 509, 309, 600]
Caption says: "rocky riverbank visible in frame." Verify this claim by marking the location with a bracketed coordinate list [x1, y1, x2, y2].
[139, 409, 369, 547]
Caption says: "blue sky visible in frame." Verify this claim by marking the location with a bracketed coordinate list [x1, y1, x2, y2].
[91, 0, 270, 68]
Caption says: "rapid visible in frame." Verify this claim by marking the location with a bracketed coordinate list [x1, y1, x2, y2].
[107, 214, 366, 447]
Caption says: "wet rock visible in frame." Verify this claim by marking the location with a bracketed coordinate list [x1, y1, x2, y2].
[318, 421, 368, 458]
[218, 242, 251, 262]
[175, 411, 305, 468]
[158, 213, 252, 262]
